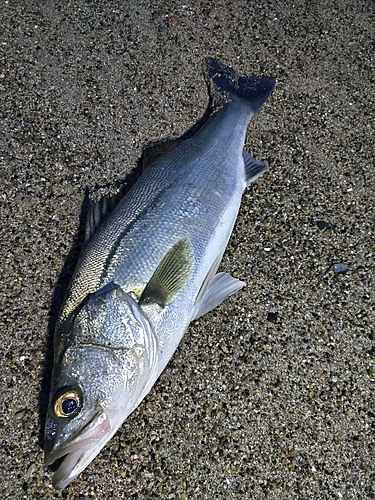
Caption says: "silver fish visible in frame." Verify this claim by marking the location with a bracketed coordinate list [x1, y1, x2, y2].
[44, 58, 276, 489]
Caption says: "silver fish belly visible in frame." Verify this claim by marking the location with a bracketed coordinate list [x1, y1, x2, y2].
[44, 58, 276, 489]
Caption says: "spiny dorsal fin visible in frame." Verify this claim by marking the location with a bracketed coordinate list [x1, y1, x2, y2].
[140, 239, 193, 307]
[243, 151, 269, 186]
[85, 187, 126, 243]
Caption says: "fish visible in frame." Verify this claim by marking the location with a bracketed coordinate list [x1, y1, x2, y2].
[44, 58, 276, 489]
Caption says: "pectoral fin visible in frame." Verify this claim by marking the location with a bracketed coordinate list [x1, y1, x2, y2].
[192, 272, 245, 321]
[140, 239, 193, 307]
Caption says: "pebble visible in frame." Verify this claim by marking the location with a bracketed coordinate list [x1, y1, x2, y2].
[317, 220, 330, 230]
[333, 263, 349, 274]
[267, 312, 278, 323]
[15, 409, 27, 421]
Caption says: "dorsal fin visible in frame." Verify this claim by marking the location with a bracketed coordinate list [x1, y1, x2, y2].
[142, 138, 185, 170]
[139, 239, 193, 307]
[85, 187, 126, 243]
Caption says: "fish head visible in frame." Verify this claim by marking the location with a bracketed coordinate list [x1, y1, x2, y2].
[44, 284, 158, 489]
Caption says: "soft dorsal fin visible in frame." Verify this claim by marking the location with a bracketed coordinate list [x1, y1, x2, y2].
[85, 188, 126, 243]
[243, 151, 269, 186]
[139, 239, 193, 307]
[143, 138, 185, 170]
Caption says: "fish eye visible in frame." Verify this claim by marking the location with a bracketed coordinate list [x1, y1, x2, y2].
[53, 387, 82, 418]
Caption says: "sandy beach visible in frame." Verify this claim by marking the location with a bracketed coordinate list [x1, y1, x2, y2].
[1, 0, 374, 498]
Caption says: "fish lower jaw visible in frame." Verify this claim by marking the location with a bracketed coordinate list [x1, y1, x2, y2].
[52, 448, 92, 490]
[46, 411, 112, 489]
[50, 436, 109, 490]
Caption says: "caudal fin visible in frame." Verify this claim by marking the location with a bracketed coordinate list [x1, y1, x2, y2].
[205, 58, 276, 114]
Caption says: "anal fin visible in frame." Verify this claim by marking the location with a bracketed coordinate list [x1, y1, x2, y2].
[243, 151, 269, 186]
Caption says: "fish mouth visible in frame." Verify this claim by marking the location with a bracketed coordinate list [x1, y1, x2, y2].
[45, 409, 112, 489]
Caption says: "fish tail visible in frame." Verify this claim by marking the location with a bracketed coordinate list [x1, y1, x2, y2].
[205, 58, 276, 114]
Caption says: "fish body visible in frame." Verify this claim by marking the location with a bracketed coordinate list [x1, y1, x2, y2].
[44, 58, 275, 489]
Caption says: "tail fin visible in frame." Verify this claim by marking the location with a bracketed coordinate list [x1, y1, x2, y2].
[205, 58, 276, 114]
